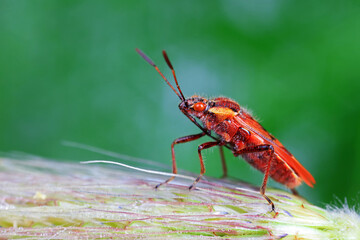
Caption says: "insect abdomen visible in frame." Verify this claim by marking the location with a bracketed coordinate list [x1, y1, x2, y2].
[241, 152, 302, 189]
[209, 115, 302, 189]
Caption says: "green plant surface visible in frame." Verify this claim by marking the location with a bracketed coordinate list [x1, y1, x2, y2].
[0, 157, 358, 239]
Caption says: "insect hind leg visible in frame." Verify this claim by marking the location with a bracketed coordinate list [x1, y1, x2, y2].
[235, 144, 276, 212]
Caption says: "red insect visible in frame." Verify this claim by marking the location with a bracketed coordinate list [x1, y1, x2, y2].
[135, 48, 315, 211]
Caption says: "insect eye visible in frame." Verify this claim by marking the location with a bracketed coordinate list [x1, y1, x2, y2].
[193, 102, 206, 112]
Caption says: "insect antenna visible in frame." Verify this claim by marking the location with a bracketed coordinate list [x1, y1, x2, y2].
[162, 50, 186, 101]
[135, 48, 184, 101]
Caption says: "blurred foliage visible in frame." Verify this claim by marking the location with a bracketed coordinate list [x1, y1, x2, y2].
[0, 0, 359, 207]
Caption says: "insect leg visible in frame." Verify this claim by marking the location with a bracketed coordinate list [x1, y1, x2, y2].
[291, 189, 300, 196]
[189, 141, 220, 190]
[235, 145, 275, 212]
[219, 145, 228, 178]
[155, 132, 206, 189]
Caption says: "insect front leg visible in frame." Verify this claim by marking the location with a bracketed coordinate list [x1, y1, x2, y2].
[189, 141, 221, 190]
[235, 145, 276, 212]
[155, 132, 206, 189]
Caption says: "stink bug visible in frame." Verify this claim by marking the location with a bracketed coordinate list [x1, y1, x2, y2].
[135, 48, 315, 211]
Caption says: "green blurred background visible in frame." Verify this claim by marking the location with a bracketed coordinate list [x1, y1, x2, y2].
[1, 0, 359, 207]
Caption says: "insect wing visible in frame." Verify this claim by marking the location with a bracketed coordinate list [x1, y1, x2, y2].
[234, 112, 315, 187]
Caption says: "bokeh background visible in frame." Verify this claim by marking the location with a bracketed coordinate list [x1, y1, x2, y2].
[1, 0, 359, 207]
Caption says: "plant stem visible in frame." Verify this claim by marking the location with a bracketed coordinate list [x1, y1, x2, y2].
[0, 157, 358, 239]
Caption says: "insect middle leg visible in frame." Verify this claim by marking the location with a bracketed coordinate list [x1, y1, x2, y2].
[189, 141, 221, 190]
[155, 132, 206, 189]
[219, 145, 228, 178]
[235, 145, 275, 212]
